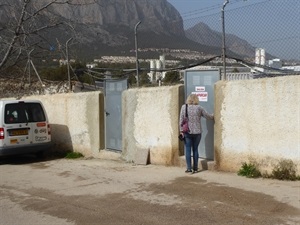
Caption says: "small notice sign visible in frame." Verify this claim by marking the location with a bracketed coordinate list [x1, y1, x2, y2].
[192, 91, 208, 102]
[195, 86, 205, 92]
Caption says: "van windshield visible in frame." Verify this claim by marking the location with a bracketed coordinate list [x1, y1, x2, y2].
[5, 103, 46, 124]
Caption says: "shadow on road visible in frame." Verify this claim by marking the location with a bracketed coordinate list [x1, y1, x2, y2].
[0, 153, 65, 165]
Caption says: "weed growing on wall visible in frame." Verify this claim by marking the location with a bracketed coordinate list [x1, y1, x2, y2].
[238, 159, 300, 181]
[65, 152, 84, 159]
[269, 159, 299, 181]
[238, 162, 261, 178]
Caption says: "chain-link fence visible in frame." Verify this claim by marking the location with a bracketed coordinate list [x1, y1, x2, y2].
[181, 0, 299, 60]
[134, 0, 299, 84]
[1, 0, 299, 92]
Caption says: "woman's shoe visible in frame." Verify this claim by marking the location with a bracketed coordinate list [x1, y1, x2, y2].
[185, 169, 193, 173]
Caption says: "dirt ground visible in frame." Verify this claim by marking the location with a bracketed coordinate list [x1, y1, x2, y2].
[0, 155, 299, 225]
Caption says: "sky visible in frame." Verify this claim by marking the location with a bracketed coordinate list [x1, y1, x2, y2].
[166, 0, 300, 60]
[167, 0, 266, 16]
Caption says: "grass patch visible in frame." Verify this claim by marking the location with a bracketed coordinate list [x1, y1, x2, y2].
[238, 162, 261, 178]
[65, 152, 84, 159]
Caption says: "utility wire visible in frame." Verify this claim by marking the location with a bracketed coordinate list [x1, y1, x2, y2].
[179, 0, 271, 19]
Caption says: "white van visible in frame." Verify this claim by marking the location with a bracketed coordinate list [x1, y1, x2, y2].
[0, 100, 51, 157]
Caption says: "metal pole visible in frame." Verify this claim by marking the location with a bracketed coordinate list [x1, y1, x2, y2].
[222, 0, 229, 80]
[66, 38, 73, 91]
[28, 49, 34, 84]
[135, 21, 141, 87]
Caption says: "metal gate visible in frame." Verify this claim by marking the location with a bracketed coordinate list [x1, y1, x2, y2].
[184, 69, 220, 160]
[104, 78, 128, 151]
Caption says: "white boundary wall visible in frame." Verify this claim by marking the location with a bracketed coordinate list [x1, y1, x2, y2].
[23, 92, 104, 157]
[122, 85, 184, 165]
[214, 75, 300, 174]
[3, 76, 298, 175]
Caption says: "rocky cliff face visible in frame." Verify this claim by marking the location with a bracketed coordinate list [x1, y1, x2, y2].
[47, 0, 185, 36]
[1, 0, 187, 59]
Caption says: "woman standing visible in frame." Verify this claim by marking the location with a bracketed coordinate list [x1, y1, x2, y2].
[179, 94, 214, 174]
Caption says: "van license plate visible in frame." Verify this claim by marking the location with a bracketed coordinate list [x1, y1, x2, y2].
[10, 139, 18, 144]
[10, 129, 28, 136]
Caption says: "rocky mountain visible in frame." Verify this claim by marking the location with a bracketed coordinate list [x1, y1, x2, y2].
[51, 0, 184, 36]
[185, 22, 255, 58]
[45, 0, 226, 59]
[1, 0, 256, 62]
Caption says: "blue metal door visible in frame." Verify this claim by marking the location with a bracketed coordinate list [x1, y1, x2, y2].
[184, 69, 220, 160]
[105, 79, 128, 151]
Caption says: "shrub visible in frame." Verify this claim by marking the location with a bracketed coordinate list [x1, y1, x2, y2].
[65, 152, 84, 159]
[238, 162, 261, 178]
[271, 159, 298, 181]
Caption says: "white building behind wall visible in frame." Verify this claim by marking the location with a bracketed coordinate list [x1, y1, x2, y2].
[282, 66, 300, 71]
[148, 55, 167, 83]
[156, 59, 162, 81]
[268, 59, 282, 69]
[149, 60, 156, 82]
[253, 48, 266, 72]
[159, 55, 166, 79]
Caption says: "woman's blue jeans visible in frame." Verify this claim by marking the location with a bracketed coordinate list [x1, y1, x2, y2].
[184, 133, 202, 171]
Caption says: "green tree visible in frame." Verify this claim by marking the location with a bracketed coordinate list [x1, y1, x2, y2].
[40, 65, 68, 81]
[232, 68, 239, 73]
[128, 74, 137, 87]
[139, 72, 151, 86]
[163, 71, 180, 84]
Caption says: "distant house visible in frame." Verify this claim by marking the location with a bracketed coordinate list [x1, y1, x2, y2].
[86, 63, 97, 69]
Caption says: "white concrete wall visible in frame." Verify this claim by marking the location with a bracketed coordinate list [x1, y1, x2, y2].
[214, 75, 300, 174]
[122, 85, 184, 165]
[5, 75, 298, 176]
[24, 92, 104, 157]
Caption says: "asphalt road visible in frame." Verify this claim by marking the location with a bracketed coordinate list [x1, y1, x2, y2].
[0, 155, 299, 225]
